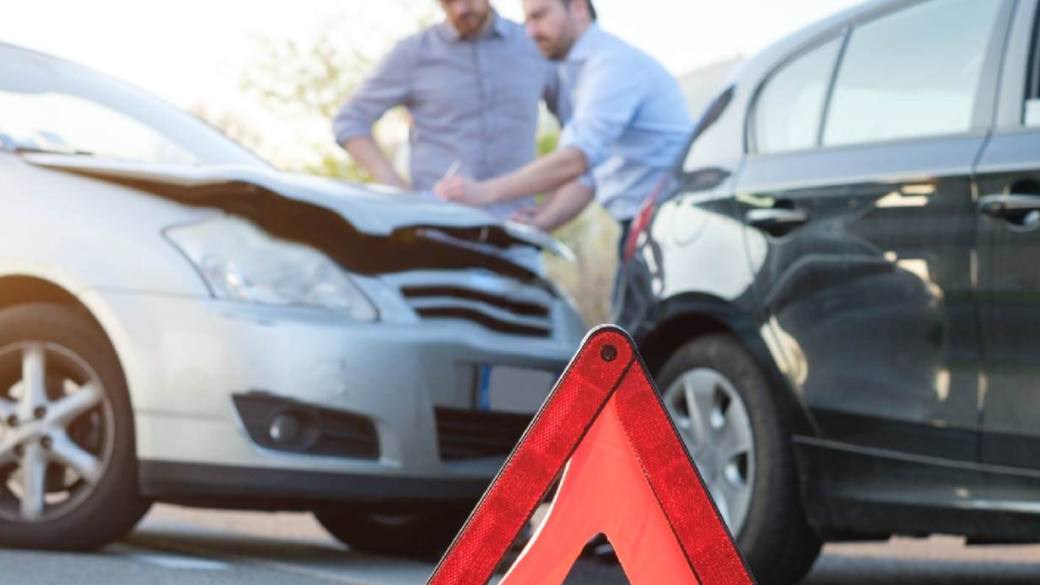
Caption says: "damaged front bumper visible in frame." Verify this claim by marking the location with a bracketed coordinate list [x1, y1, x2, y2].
[82, 274, 583, 506]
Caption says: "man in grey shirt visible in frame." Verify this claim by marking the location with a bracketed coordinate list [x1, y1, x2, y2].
[333, 0, 564, 218]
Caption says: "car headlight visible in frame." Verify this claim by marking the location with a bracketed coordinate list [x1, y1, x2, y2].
[165, 216, 378, 321]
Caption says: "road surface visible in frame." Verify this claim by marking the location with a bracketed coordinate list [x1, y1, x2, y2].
[2, 505, 1039, 584]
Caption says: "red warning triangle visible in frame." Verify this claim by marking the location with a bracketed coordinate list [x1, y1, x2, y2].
[427, 326, 757, 585]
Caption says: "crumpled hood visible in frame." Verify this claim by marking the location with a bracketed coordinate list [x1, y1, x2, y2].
[21, 154, 572, 259]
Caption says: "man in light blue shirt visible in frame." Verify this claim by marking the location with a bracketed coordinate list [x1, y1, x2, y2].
[333, 0, 564, 219]
[435, 0, 693, 253]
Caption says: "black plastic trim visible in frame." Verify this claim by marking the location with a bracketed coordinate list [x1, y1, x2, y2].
[435, 408, 534, 460]
[402, 286, 549, 317]
[232, 393, 379, 460]
[416, 308, 551, 338]
[138, 461, 489, 510]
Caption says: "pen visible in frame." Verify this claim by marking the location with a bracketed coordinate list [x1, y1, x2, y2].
[443, 160, 462, 179]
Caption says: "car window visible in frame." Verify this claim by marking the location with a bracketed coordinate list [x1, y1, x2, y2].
[0, 45, 266, 167]
[0, 91, 199, 165]
[1027, 13, 1040, 127]
[823, 0, 1004, 147]
[753, 37, 843, 154]
[693, 86, 734, 146]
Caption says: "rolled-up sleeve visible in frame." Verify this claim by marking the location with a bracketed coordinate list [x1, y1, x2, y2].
[332, 39, 415, 145]
[558, 57, 645, 169]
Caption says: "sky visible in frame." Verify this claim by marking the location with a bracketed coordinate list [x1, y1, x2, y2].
[0, 0, 865, 165]
[2, 0, 865, 108]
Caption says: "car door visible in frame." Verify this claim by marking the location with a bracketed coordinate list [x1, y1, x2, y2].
[976, 0, 1040, 469]
[734, 0, 1014, 461]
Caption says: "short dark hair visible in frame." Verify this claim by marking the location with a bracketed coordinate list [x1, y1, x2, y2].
[560, 0, 597, 21]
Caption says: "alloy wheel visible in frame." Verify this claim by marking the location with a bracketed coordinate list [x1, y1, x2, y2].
[663, 367, 755, 536]
[0, 342, 114, 523]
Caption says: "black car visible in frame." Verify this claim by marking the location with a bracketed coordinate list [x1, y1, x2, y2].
[616, 0, 1040, 583]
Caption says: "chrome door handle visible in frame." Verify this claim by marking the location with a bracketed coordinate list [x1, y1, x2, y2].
[745, 208, 810, 237]
[979, 194, 1040, 228]
[979, 194, 1040, 217]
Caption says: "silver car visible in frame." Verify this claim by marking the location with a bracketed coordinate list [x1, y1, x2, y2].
[0, 42, 585, 555]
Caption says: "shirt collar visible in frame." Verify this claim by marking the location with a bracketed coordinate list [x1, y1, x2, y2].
[438, 11, 508, 43]
[566, 23, 604, 63]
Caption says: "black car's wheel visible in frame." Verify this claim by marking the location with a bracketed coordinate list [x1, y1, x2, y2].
[316, 505, 470, 557]
[656, 333, 821, 585]
[0, 303, 150, 550]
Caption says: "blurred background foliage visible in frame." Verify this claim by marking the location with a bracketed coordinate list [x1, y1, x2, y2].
[195, 12, 620, 327]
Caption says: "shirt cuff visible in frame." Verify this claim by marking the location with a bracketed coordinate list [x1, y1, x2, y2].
[332, 110, 374, 146]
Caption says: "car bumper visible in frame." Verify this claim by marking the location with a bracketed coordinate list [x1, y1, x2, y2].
[80, 289, 582, 503]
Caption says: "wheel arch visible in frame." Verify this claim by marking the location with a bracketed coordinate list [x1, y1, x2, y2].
[0, 274, 131, 405]
[0, 274, 105, 333]
[632, 292, 817, 438]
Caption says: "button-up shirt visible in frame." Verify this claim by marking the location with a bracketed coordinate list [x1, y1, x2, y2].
[558, 24, 693, 221]
[333, 14, 563, 218]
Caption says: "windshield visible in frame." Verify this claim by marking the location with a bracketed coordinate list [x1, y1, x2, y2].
[0, 44, 266, 167]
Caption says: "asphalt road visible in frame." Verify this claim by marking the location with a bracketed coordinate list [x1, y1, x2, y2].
[2, 505, 1039, 585]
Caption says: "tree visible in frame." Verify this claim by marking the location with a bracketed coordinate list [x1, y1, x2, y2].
[198, 8, 619, 326]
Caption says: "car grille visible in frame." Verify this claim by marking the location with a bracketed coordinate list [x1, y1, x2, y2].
[435, 408, 533, 460]
[401, 285, 553, 338]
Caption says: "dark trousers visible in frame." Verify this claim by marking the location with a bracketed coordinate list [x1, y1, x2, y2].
[617, 219, 633, 262]
[612, 219, 634, 315]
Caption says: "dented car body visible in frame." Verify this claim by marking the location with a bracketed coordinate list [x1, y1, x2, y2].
[0, 42, 584, 551]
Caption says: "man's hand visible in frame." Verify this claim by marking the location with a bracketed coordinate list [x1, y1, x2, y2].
[511, 181, 595, 233]
[434, 176, 494, 207]
[436, 148, 588, 207]
[343, 136, 412, 191]
[510, 205, 546, 229]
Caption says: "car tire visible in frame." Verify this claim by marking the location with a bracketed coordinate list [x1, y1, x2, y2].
[316, 505, 471, 557]
[655, 333, 821, 585]
[0, 303, 151, 550]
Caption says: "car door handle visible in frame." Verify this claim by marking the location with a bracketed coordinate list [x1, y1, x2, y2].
[745, 208, 810, 237]
[979, 194, 1040, 226]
